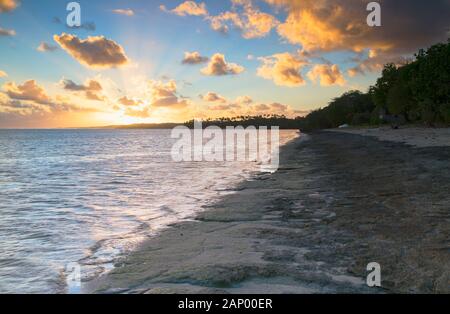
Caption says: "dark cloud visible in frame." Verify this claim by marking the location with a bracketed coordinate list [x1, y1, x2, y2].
[265, 0, 449, 54]
[61, 79, 104, 101]
[61, 79, 102, 92]
[52, 16, 96, 31]
[71, 22, 96, 32]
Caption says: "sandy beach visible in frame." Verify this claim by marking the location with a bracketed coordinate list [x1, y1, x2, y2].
[87, 129, 450, 294]
[328, 126, 450, 148]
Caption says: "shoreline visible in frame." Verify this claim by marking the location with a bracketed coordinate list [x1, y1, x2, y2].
[86, 131, 450, 294]
[328, 126, 450, 148]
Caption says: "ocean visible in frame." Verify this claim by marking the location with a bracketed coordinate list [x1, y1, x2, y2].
[0, 129, 298, 293]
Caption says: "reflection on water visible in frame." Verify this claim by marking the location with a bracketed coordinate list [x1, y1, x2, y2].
[0, 129, 298, 293]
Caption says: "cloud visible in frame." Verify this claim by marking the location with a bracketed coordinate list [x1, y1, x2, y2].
[61, 79, 102, 92]
[269, 102, 289, 112]
[118, 96, 142, 107]
[3, 80, 52, 105]
[348, 55, 383, 77]
[209, 103, 241, 111]
[252, 102, 290, 114]
[201, 92, 227, 103]
[124, 107, 150, 118]
[250, 102, 295, 116]
[75, 22, 97, 31]
[113, 9, 135, 16]
[53, 17, 97, 31]
[0, 70, 7, 78]
[254, 103, 270, 112]
[166, 0, 278, 39]
[257, 52, 307, 87]
[0, 96, 99, 118]
[265, 0, 450, 56]
[207, 1, 278, 39]
[235, 95, 253, 105]
[53, 33, 129, 69]
[0, 0, 18, 13]
[0, 27, 15, 36]
[149, 80, 189, 109]
[347, 50, 411, 77]
[1, 80, 100, 117]
[0, 92, 40, 112]
[84, 91, 104, 101]
[242, 10, 278, 39]
[161, 1, 208, 16]
[307, 64, 346, 86]
[37, 42, 58, 52]
[61, 79, 104, 101]
[113, 80, 190, 118]
[201, 53, 244, 76]
[208, 94, 254, 112]
[182, 51, 209, 65]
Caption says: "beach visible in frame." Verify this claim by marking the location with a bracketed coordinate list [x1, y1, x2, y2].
[88, 129, 450, 294]
[328, 126, 450, 148]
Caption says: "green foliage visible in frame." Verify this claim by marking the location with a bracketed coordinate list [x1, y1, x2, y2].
[297, 91, 375, 130]
[370, 63, 399, 109]
[299, 39, 450, 130]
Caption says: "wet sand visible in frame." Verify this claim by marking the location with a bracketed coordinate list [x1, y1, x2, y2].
[88, 131, 450, 294]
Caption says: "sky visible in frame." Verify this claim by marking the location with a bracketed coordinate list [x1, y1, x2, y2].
[0, 0, 449, 128]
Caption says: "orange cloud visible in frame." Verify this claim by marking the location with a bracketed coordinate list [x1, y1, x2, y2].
[112, 9, 135, 16]
[1, 80, 101, 119]
[0, 70, 7, 78]
[0, 0, 18, 13]
[162, 1, 208, 16]
[149, 80, 190, 109]
[3, 80, 52, 105]
[118, 96, 142, 107]
[207, 1, 278, 38]
[257, 52, 307, 87]
[265, 0, 449, 55]
[235, 95, 253, 105]
[307, 64, 346, 86]
[277, 9, 345, 52]
[201, 53, 244, 76]
[54, 33, 129, 69]
[124, 107, 151, 118]
[201, 92, 227, 103]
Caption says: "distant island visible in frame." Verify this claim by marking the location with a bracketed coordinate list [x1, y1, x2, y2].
[98, 123, 181, 129]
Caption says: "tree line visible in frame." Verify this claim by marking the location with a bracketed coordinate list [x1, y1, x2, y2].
[298, 39, 450, 130]
[184, 114, 301, 129]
